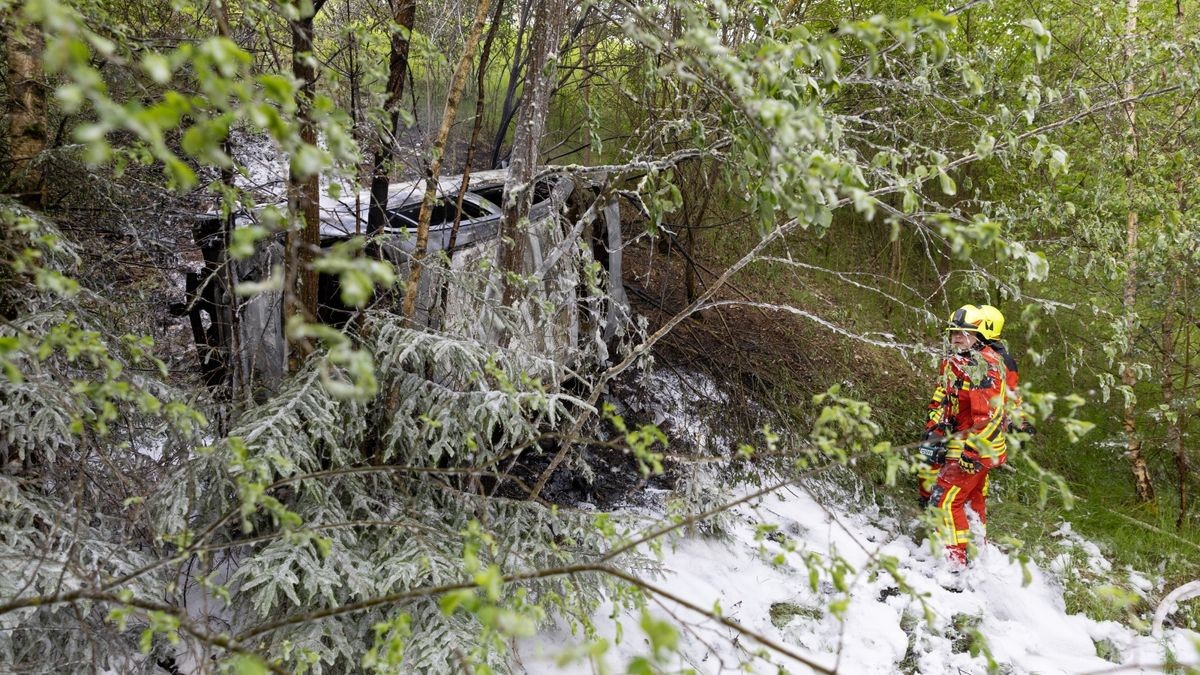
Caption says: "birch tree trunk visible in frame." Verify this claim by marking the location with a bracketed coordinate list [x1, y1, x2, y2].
[400, 0, 496, 319]
[1120, 0, 1155, 502]
[426, 0, 507, 327]
[368, 0, 415, 237]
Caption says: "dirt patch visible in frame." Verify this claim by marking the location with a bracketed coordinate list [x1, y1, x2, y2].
[619, 231, 925, 440]
[494, 430, 678, 511]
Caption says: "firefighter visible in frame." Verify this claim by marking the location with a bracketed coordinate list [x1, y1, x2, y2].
[920, 304, 1008, 567]
[960, 304, 1031, 537]
[978, 304, 1034, 435]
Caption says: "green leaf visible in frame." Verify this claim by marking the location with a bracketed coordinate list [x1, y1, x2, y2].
[474, 564, 503, 602]
[230, 655, 269, 675]
[257, 74, 294, 104]
[1020, 19, 1052, 62]
[1048, 148, 1069, 177]
[230, 226, 269, 260]
[290, 144, 326, 179]
[640, 610, 678, 655]
[974, 132, 995, 158]
[2, 361, 23, 383]
[814, 207, 833, 230]
[440, 589, 476, 615]
[1020, 17, 1048, 37]
[0, 336, 21, 355]
[937, 169, 956, 196]
[35, 269, 80, 296]
[626, 657, 654, 675]
[829, 598, 849, 617]
[165, 157, 198, 191]
[142, 53, 172, 84]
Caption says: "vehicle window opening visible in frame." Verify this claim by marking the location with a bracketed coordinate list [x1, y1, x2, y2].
[458, 198, 489, 219]
[390, 199, 459, 230]
[472, 180, 554, 208]
[474, 185, 505, 207]
[532, 179, 553, 204]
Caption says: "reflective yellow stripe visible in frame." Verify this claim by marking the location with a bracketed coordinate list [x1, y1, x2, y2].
[993, 441, 1007, 464]
[939, 486, 960, 544]
[982, 408, 1004, 439]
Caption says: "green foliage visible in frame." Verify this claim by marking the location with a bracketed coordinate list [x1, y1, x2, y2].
[602, 403, 668, 476]
[0, 217, 207, 672]
[6, 0, 1200, 671]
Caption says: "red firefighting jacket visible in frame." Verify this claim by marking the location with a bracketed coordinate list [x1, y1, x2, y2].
[924, 344, 1008, 468]
[987, 339, 1029, 429]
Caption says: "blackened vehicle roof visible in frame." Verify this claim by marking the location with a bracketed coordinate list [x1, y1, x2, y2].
[315, 170, 514, 240]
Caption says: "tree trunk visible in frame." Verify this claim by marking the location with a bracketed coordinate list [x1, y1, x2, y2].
[4, 17, 47, 208]
[499, 0, 569, 307]
[284, 0, 325, 370]
[449, 0, 506, 254]
[400, 0, 497, 320]
[210, 0, 247, 399]
[430, 0, 508, 325]
[683, 158, 719, 306]
[432, 0, 506, 326]
[490, 0, 533, 170]
[2, 12, 46, 321]
[489, 0, 588, 170]
[1176, 275, 1193, 528]
[1170, 0, 1190, 526]
[368, 0, 415, 237]
[1162, 271, 1184, 512]
[1120, 0, 1154, 502]
[1167, 278, 1191, 527]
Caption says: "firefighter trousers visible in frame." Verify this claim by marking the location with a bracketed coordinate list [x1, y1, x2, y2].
[921, 463, 989, 528]
[929, 461, 990, 565]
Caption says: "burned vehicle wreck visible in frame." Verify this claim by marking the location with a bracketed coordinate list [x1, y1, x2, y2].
[181, 169, 627, 389]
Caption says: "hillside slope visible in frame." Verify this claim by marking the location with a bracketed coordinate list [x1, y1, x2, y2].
[517, 478, 1200, 673]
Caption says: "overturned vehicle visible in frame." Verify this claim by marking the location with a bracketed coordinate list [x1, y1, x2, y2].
[180, 169, 628, 389]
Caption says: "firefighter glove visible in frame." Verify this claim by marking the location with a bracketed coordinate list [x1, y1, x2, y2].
[917, 440, 946, 465]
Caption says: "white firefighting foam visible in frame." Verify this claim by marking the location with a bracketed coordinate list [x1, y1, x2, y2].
[516, 481, 1200, 674]
[514, 367, 1199, 673]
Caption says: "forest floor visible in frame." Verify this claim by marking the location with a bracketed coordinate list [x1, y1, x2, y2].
[617, 230, 923, 435]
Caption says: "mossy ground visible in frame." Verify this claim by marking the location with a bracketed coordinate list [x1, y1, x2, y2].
[768, 602, 823, 629]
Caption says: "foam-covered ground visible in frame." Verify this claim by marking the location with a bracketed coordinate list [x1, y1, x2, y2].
[516, 482, 1200, 673]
